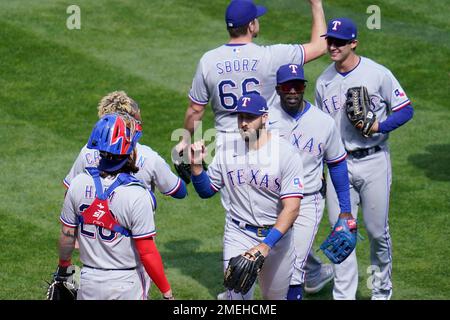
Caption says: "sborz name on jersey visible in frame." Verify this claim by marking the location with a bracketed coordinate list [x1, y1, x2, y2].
[217, 304, 277, 315]
[216, 59, 259, 74]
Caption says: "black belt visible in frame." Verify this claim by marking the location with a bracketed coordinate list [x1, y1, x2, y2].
[83, 264, 136, 271]
[347, 145, 381, 159]
[232, 219, 273, 237]
[304, 190, 320, 197]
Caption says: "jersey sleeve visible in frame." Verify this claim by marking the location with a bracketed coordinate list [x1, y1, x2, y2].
[269, 44, 306, 70]
[314, 81, 324, 111]
[324, 121, 347, 164]
[188, 58, 209, 106]
[130, 190, 157, 239]
[60, 185, 80, 228]
[280, 149, 304, 200]
[151, 153, 182, 196]
[206, 152, 224, 192]
[380, 70, 411, 112]
[63, 149, 86, 188]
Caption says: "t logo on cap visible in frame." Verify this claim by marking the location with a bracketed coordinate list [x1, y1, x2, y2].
[332, 20, 342, 31]
[241, 97, 251, 107]
[289, 64, 299, 74]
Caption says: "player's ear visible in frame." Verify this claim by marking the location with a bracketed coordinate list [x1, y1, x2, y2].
[275, 85, 281, 95]
[261, 113, 268, 125]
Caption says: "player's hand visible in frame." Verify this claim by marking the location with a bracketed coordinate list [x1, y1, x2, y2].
[338, 212, 353, 219]
[190, 140, 206, 166]
[162, 289, 174, 300]
[356, 120, 379, 134]
[175, 139, 189, 155]
[247, 243, 270, 258]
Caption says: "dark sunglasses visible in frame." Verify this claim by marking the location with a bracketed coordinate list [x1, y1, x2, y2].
[327, 37, 353, 47]
[279, 82, 305, 93]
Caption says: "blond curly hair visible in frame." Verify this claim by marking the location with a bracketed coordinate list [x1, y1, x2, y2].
[97, 91, 140, 119]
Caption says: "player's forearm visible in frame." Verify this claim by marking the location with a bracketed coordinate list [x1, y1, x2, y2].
[135, 237, 172, 295]
[258, 198, 300, 253]
[378, 104, 414, 134]
[273, 197, 301, 234]
[183, 102, 205, 141]
[58, 226, 76, 263]
[191, 170, 217, 198]
[327, 159, 351, 213]
[304, 0, 327, 62]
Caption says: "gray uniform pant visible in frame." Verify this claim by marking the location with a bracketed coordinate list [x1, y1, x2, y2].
[77, 265, 150, 300]
[222, 217, 294, 300]
[326, 148, 393, 299]
[291, 193, 325, 285]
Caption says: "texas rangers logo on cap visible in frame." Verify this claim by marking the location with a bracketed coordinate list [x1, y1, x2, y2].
[331, 20, 342, 31]
[241, 96, 251, 107]
[289, 64, 299, 74]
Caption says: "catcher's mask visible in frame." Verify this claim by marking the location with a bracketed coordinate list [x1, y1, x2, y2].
[87, 114, 141, 172]
[87, 113, 141, 156]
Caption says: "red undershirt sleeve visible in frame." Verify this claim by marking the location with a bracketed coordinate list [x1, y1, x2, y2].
[134, 237, 171, 294]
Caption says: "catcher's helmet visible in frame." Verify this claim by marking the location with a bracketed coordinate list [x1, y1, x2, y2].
[87, 114, 141, 156]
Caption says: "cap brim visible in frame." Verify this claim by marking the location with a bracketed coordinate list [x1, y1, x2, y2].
[278, 76, 308, 84]
[256, 6, 267, 18]
[230, 110, 266, 116]
[98, 157, 128, 172]
[321, 32, 354, 40]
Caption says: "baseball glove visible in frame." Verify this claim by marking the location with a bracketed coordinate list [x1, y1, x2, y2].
[320, 217, 357, 264]
[224, 250, 265, 295]
[46, 265, 78, 300]
[345, 86, 377, 138]
[171, 148, 192, 184]
[171, 147, 208, 185]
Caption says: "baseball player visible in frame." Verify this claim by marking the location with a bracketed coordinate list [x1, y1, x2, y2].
[315, 18, 414, 300]
[57, 114, 174, 300]
[176, 0, 332, 294]
[268, 64, 353, 300]
[190, 94, 305, 300]
[64, 91, 187, 198]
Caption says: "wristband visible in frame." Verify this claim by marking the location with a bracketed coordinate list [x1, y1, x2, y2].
[58, 259, 72, 267]
[262, 228, 283, 248]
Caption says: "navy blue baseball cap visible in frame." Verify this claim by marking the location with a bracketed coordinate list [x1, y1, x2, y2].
[225, 0, 267, 28]
[276, 64, 308, 83]
[321, 18, 358, 40]
[232, 93, 268, 116]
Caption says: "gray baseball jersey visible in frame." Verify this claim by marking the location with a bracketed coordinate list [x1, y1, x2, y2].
[268, 101, 346, 286]
[315, 57, 411, 151]
[64, 143, 181, 196]
[315, 56, 409, 299]
[268, 101, 347, 194]
[60, 172, 157, 270]
[189, 43, 305, 132]
[206, 134, 304, 226]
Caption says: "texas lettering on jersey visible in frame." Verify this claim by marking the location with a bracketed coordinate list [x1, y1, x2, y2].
[226, 167, 281, 192]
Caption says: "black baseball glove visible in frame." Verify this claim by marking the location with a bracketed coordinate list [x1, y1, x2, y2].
[224, 251, 265, 295]
[171, 148, 192, 184]
[46, 265, 78, 300]
[345, 86, 377, 138]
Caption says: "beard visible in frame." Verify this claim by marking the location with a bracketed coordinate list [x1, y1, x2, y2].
[240, 128, 260, 143]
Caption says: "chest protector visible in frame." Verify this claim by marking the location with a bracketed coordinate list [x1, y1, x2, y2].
[79, 167, 142, 237]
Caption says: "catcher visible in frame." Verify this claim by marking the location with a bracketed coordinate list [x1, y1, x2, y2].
[52, 114, 174, 300]
[189, 94, 304, 300]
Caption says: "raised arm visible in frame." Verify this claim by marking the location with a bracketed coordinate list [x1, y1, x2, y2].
[302, 0, 327, 63]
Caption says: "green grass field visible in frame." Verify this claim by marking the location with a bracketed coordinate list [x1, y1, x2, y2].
[0, 0, 449, 300]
